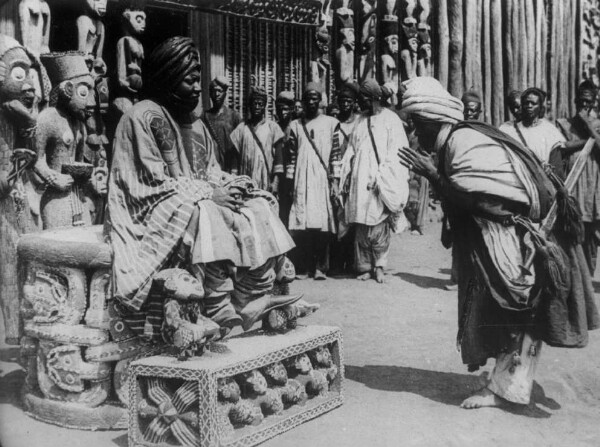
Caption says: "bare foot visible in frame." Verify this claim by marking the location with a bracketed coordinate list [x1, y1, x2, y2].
[374, 267, 385, 283]
[357, 272, 371, 281]
[314, 269, 327, 280]
[460, 387, 503, 409]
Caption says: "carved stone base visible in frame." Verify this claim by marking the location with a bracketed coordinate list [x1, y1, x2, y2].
[22, 391, 128, 430]
[129, 325, 343, 447]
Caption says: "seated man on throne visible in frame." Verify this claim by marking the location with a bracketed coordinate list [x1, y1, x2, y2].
[107, 37, 314, 345]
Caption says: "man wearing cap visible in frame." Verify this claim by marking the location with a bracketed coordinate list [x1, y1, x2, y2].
[36, 51, 96, 229]
[339, 79, 409, 283]
[461, 89, 483, 121]
[551, 80, 600, 273]
[201, 75, 241, 172]
[500, 87, 565, 163]
[108, 37, 307, 341]
[230, 86, 285, 193]
[499, 90, 523, 129]
[329, 83, 360, 275]
[275, 90, 295, 225]
[398, 77, 598, 410]
[287, 82, 342, 280]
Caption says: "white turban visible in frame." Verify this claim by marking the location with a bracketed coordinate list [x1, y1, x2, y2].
[400, 77, 464, 124]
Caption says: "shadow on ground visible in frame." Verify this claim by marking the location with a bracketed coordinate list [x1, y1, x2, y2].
[346, 364, 558, 419]
[393, 272, 449, 290]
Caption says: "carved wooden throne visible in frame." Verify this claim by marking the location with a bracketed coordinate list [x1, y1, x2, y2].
[18, 225, 161, 430]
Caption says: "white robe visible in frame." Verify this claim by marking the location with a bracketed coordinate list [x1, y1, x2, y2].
[341, 109, 410, 227]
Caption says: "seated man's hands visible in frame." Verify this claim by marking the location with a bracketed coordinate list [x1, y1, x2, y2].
[212, 186, 244, 212]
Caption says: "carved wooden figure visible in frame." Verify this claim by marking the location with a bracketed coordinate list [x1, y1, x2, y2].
[310, 26, 331, 104]
[400, 17, 418, 80]
[77, 0, 107, 77]
[113, 1, 146, 116]
[359, 0, 377, 82]
[18, 0, 50, 55]
[416, 23, 431, 77]
[0, 35, 40, 344]
[36, 52, 95, 229]
[380, 19, 399, 101]
[335, 10, 355, 87]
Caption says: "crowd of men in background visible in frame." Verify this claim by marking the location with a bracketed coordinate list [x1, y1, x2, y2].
[197, 74, 600, 285]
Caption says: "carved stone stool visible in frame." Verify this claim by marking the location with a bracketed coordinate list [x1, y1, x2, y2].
[18, 225, 160, 430]
[129, 325, 343, 447]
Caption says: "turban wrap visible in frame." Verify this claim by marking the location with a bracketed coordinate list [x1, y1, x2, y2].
[400, 76, 464, 124]
[248, 85, 267, 102]
[144, 36, 200, 97]
[461, 89, 482, 105]
[276, 90, 295, 105]
[303, 82, 323, 98]
[337, 81, 359, 100]
[210, 75, 229, 90]
[521, 87, 546, 103]
[359, 79, 383, 100]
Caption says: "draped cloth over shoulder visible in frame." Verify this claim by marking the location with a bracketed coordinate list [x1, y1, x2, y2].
[107, 100, 294, 311]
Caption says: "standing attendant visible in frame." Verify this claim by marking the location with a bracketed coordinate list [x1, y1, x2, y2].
[201, 76, 241, 172]
[551, 80, 600, 274]
[230, 87, 284, 193]
[275, 90, 296, 224]
[461, 89, 483, 121]
[340, 79, 409, 283]
[398, 77, 598, 409]
[287, 83, 342, 280]
[499, 88, 565, 163]
[330, 82, 360, 274]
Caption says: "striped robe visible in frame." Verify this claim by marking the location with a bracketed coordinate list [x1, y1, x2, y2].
[107, 100, 294, 311]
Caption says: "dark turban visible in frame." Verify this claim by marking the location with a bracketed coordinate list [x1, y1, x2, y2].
[521, 87, 546, 103]
[210, 75, 229, 91]
[359, 79, 383, 100]
[461, 89, 482, 105]
[577, 80, 597, 97]
[248, 85, 267, 102]
[276, 90, 295, 105]
[338, 82, 359, 100]
[303, 82, 323, 99]
[144, 36, 200, 97]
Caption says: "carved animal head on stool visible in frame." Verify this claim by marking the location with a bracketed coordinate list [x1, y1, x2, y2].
[261, 361, 288, 386]
[217, 377, 241, 403]
[237, 369, 268, 397]
[308, 345, 333, 368]
[152, 268, 204, 301]
[286, 353, 313, 375]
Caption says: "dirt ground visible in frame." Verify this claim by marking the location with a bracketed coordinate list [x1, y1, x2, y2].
[1, 220, 600, 447]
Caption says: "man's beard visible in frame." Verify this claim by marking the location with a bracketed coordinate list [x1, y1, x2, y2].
[169, 93, 199, 113]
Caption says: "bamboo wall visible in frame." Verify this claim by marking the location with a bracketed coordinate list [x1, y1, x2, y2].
[434, 0, 582, 126]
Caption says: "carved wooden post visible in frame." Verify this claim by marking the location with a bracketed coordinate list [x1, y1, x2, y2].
[447, 0, 463, 97]
[334, 6, 355, 88]
[490, 0, 504, 125]
[436, 0, 449, 89]
[482, 0, 492, 123]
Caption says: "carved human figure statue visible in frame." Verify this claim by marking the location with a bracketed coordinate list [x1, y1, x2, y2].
[385, 0, 397, 18]
[0, 35, 39, 344]
[36, 52, 96, 229]
[359, 1, 377, 82]
[310, 26, 331, 103]
[416, 23, 431, 77]
[77, 0, 107, 77]
[18, 0, 50, 55]
[400, 17, 418, 80]
[335, 9, 355, 87]
[113, 1, 146, 115]
[380, 20, 399, 92]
